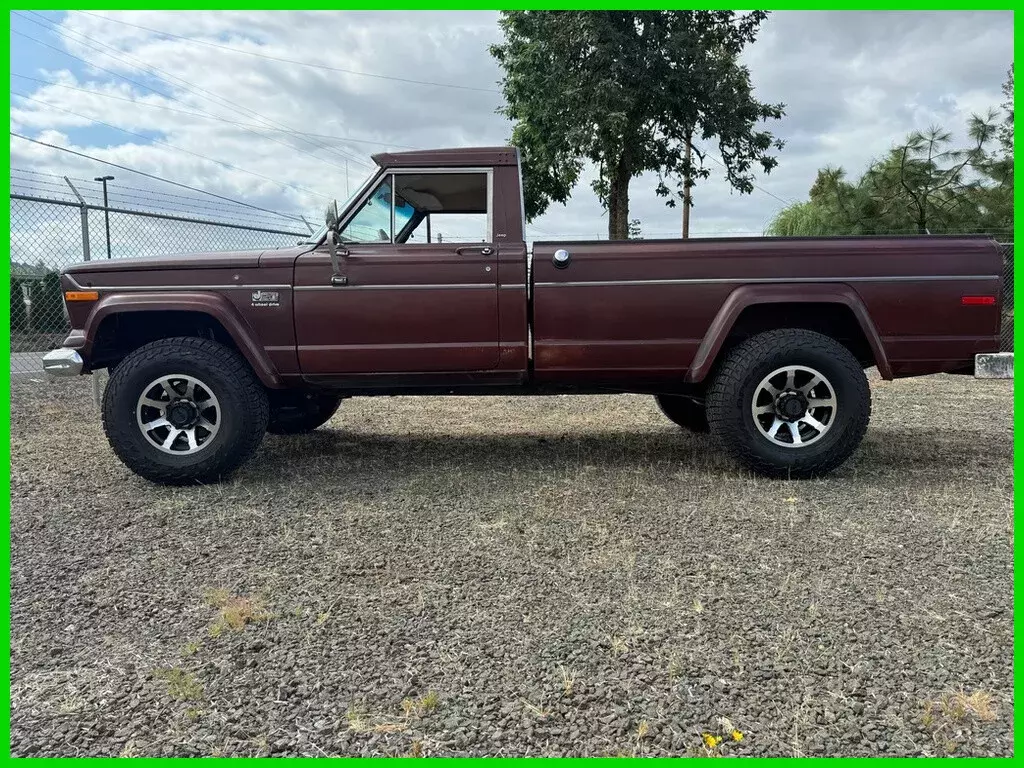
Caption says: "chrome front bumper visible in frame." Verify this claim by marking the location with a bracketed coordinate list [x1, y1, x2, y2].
[42, 347, 84, 376]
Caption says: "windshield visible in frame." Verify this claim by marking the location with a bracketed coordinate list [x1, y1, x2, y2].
[341, 178, 392, 242]
[299, 169, 378, 244]
[302, 171, 421, 245]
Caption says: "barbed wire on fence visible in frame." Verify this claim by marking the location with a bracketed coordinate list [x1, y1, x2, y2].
[10, 166, 307, 230]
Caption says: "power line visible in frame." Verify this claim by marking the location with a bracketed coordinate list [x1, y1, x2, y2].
[11, 73, 420, 151]
[694, 141, 794, 207]
[12, 19, 374, 177]
[14, 33, 331, 182]
[13, 13, 373, 173]
[11, 132, 307, 222]
[23, 10, 376, 172]
[8, 31, 358, 185]
[75, 10, 503, 94]
[12, 90, 335, 201]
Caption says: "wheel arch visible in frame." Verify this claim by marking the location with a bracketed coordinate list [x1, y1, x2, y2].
[685, 283, 891, 384]
[82, 293, 284, 388]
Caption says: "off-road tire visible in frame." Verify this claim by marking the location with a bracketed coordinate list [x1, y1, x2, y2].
[102, 337, 269, 485]
[655, 394, 710, 433]
[706, 329, 871, 478]
[266, 392, 343, 435]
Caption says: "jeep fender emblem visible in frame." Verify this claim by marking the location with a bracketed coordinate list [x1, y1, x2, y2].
[251, 289, 280, 307]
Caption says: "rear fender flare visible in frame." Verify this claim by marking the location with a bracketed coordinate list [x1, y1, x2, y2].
[685, 283, 891, 384]
[79, 292, 284, 388]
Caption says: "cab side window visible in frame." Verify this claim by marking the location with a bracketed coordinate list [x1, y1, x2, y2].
[394, 173, 489, 244]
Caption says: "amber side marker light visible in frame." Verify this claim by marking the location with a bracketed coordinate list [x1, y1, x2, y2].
[961, 295, 996, 306]
[64, 290, 99, 302]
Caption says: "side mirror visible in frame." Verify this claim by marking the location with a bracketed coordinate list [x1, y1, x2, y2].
[324, 200, 339, 231]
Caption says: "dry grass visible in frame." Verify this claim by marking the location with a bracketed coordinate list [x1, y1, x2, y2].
[401, 691, 440, 718]
[521, 699, 552, 719]
[203, 588, 272, 636]
[921, 689, 999, 755]
[924, 689, 999, 725]
[152, 668, 203, 702]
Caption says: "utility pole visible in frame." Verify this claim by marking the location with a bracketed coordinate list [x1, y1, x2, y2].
[681, 131, 692, 239]
[94, 175, 114, 258]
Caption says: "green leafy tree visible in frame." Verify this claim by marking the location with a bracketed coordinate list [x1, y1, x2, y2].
[491, 11, 785, 240]
[998, 63, 1013, 156]
[767, 104, 1012, 238]
[972, 64, 1014, 236]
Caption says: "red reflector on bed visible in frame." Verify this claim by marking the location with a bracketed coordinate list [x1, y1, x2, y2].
[961, 295, 996, 306]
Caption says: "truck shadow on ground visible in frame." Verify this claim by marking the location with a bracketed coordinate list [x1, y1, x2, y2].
[250, 423, 1011, 487]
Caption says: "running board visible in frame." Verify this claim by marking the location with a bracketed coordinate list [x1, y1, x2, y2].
[975, 352, 1014, 379]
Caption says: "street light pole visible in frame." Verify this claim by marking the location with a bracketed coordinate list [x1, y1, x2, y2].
[94, 175, 114, 259]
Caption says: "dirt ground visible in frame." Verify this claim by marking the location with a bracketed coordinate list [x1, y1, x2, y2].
[8, 372, 1014, 757]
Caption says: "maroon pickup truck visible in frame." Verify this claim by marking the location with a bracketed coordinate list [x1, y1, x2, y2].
[44, 146, 1006, 485]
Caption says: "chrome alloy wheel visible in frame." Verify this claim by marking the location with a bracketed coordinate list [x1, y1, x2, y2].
[751, 365, 837, 448]
[136, 375, 221, 455]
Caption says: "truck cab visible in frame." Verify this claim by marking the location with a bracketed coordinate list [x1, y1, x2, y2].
[285, 147, 529, 387]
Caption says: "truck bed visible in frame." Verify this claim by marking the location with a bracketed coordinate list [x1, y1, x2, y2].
[512, 235, 1003, 384]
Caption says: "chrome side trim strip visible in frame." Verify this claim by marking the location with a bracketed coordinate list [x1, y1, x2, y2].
[294, 283, 494, 291]
[534, 275, 999, 288]
[66, 274, 996, 293]
[299, 341, 481, 351]
[65, 281, 293, 292]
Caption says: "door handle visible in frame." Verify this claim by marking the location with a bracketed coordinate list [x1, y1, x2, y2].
[456, 246, 493, 256]
[331, 275, 348, 287]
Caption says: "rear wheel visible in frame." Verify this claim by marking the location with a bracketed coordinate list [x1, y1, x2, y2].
[102, 337, 269, 485]
[706, 329, 871, 478]
[655, 394, 709, 433]
[266, 392, 342, 435]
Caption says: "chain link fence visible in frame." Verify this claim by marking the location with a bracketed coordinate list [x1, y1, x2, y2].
[998, 242, 1013, 352]
[10, 192, 309, 373]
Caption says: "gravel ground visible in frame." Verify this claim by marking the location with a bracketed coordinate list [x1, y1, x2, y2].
[9, 372, 1014, 757]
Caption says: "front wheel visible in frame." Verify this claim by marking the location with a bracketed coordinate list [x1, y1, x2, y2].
[706, 329, 871, 478]
[101, 337, 269, 485]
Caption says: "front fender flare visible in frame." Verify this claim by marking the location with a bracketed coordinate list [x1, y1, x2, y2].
[76, 291, 284, 388]
[685, 283, 891, 384]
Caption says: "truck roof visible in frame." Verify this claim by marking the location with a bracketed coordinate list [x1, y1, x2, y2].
[371, 146, 520, 168]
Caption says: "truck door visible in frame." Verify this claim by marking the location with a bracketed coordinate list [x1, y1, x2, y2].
[294, 170, 500, 375]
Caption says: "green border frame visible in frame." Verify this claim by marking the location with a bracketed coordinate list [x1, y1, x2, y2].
[2, 3, 1018, 762]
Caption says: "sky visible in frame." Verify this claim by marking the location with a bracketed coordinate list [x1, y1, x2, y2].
[8, 9, 1015, 251]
